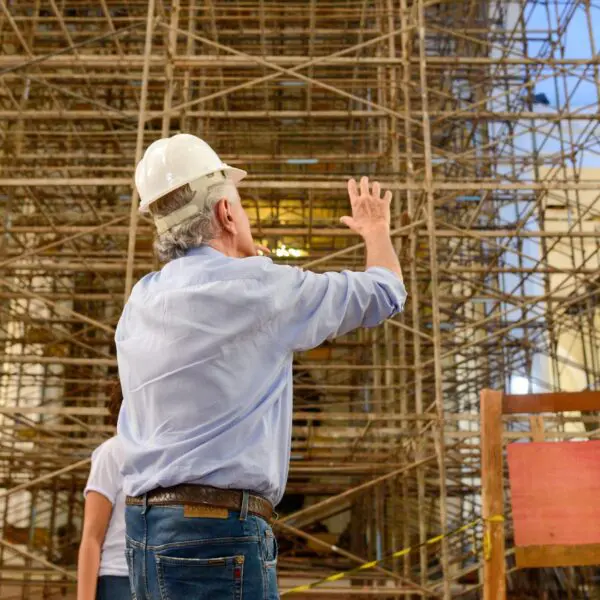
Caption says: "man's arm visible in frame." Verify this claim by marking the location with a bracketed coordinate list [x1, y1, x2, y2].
[340, 177, 403, 280]
[266, 176, 406, 352]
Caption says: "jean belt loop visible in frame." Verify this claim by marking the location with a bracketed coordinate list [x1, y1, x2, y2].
[240, 490, 249, 521]
[141, 492, 148, 516]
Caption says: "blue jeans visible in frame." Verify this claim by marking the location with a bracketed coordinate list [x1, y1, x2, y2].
[125, 503, 279, 600]
[97, 575, 132, 600]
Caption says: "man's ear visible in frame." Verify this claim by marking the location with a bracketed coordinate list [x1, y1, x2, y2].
[215, 198, 237, 235]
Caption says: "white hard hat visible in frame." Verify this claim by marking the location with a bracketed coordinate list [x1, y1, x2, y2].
[135, 133, 247, 213]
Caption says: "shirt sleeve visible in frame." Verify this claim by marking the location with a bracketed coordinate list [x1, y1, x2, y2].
[84, 441, 121, 505]
[266, 263, 408, 352]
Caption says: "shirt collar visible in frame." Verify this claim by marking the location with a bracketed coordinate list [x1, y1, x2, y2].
[185, 245, 224, 259]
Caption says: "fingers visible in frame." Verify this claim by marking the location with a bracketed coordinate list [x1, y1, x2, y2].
[255, 243, 271, 256]
[351, 176, 389, 202]
[372, 181, 381, 200]
[360, 176, 369, 197]
[347, 178, 359, 205]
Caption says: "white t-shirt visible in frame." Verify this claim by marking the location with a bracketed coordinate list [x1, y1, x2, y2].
[84, 436, 128, 577]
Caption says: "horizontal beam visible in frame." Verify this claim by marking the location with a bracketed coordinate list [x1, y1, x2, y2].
[0, 292, 573, 302]
[3, 226, 600, 239]
[1, 179, 599, 191]
[0, 355, 116, 366]
[515, 544, 600, 568]
[0, 406, 107, 416]
[0, 54, 597, 68]
[0, 225, 600, 244]
[503, 391, 600, 414]
[0, 110, 387, 120]
[1, 262, 599, 276]
[0, 110, 596, 121]
[11, 152, 383, 161]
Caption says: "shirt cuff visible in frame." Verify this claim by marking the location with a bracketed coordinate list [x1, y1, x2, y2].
[365, 266, 408, 313]
[83, 485, 116, 505]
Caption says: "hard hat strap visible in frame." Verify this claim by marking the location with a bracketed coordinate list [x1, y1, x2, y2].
[154, 202, 199, 235]
[153, 171, 227, 235]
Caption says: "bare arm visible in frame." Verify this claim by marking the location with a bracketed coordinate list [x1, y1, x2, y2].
[340, 177, 403, 280]
[77, 492, 113, 600]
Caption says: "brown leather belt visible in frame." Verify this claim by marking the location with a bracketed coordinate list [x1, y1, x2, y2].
[126, 484, 273, 522]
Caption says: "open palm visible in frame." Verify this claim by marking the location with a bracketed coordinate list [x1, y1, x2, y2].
[340, 176, 391, 237]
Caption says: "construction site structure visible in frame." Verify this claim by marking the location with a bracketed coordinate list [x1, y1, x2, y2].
[0, 1, 599, 598]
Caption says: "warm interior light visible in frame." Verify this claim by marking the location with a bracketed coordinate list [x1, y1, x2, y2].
[273, 243, 307, 258]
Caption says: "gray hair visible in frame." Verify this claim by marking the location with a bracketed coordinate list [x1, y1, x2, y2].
[150, 180, 239, 262]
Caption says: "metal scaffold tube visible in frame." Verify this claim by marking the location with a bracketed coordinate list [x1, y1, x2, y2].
[0, 0, 599, 597]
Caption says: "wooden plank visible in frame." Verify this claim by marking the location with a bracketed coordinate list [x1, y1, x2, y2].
[516, 544, 600, 568]
[503, 391, 600, 414]
[481, 389, 506, 600]
[507, 441, 600, 547]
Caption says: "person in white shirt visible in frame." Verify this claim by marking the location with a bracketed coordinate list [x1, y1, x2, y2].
[77, 382, 130, 600]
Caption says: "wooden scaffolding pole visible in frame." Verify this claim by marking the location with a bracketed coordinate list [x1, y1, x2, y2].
[480, 389, 506, 600]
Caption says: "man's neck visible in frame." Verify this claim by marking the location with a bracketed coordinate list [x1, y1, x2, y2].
[207, 238, 240, 258]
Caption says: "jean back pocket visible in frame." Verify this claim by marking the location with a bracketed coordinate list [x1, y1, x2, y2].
[155, 553, 244, 600]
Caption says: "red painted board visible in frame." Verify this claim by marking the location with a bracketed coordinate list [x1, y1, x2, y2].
[507, 441, 600, 546]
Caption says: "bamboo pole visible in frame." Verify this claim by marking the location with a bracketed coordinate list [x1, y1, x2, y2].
[123, 3, 155, 299]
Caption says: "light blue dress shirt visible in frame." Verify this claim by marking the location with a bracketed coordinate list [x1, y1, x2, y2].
[116, 246, 407, 505]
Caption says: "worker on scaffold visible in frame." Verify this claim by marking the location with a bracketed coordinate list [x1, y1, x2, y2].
[116, 133, 407, 599]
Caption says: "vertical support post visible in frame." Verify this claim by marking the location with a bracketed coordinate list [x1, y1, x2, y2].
[416, 0, 451, 595]
[529, 415, 545, 442]
[23, 486, 36, 600]
[44, 478, 58, 600]
[124, 0, 155, 299]
[399, 0, 426, 590]
[161, 0, 180, 137]
[481, 389, 506, 600]
[181, 0, 198, 134]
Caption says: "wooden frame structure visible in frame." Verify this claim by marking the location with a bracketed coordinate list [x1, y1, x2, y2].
[481, 389, 600, 600]
[0, 1, 598, 597]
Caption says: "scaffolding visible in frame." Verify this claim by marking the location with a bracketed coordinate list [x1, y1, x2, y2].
[0, 1, 599, 598]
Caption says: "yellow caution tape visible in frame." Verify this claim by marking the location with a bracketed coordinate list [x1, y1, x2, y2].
[282, 517, 483, 595]
[483, 515, 505, 561]
[485, 515, 506, 523]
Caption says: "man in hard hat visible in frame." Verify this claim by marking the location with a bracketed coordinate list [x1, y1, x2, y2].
[117, 133, 407, 599]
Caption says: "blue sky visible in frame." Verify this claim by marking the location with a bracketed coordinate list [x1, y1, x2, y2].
[487, 3, 599, 391]
[526, 2, 599, 108]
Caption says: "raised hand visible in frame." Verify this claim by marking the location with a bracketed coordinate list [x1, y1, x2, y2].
[340, 176, 392, 239]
